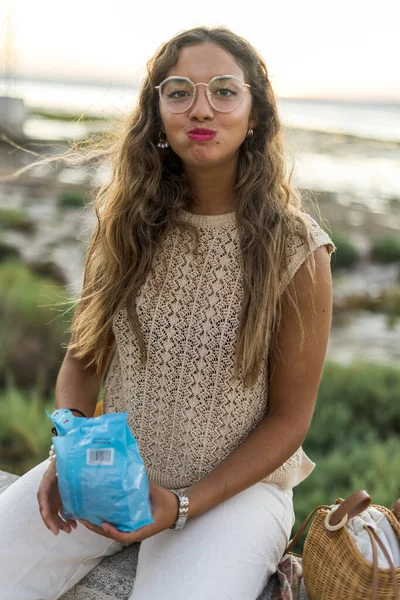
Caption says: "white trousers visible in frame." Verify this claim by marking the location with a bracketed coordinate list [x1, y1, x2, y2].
[0, 459, 294, 600]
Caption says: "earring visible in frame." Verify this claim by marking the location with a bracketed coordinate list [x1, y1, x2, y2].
[246, 127, 254, 138]
[157, 131, 169, 149]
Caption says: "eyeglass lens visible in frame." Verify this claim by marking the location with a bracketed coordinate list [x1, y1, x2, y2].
[159, 77, 245, 113]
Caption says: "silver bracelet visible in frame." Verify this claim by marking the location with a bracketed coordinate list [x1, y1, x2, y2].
[168, 490, 189, 530]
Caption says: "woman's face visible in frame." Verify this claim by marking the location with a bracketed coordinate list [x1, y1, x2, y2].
[158, 42, 256, 169]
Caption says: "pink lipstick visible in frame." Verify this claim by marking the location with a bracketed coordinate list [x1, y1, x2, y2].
[188, 128, 216, 141]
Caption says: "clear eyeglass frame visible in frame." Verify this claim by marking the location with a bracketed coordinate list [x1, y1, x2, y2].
[155, 74, 251, 114]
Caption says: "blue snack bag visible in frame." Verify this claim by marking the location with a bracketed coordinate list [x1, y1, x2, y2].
[46, 409, 154, 532]
[46, 408, 83, 436]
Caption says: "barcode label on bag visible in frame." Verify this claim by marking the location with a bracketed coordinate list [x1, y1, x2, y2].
[86, 448, 114, 466]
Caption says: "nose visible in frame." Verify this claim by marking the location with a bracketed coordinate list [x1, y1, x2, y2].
[187, 83, 214, 120]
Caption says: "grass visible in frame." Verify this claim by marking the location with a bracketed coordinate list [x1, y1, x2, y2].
[370, 236, 400, 263]
[0, 207, 31, 230]
[329, 232, 358, 268]
[58, 189, 87, 209]
[0, 378, 55, 475]
[0, 258, 71, 326]
[0, 258, 74, 397]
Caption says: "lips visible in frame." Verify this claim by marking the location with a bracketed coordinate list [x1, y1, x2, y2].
[188, 128, 216, 135]
[187, 128, 217, 141]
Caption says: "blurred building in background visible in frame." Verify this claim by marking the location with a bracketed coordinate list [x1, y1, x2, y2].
[0, 3, 25, 138]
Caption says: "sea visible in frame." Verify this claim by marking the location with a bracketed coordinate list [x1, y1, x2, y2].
[2, 77, 400, 140]
[2, 77, 400, 202]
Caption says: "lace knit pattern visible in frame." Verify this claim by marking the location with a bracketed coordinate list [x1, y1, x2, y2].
[103, 209, 336, 490]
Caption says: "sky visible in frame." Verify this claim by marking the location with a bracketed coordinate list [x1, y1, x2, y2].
[1, 0, 399, 101]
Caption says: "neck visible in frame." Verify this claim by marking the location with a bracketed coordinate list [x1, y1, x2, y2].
[184, 158, 238, 215]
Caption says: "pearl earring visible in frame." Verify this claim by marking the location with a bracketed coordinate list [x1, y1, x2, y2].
[246, 128, 254, 138]
[157, 131, 169, 149]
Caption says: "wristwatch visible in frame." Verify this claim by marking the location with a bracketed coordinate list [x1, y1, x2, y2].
[169, 490, 189, 530]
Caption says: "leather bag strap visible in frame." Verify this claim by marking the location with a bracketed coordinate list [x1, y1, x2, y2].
[365, 525, 379, 600]
[329, 490, 371, 526]
[285, 491, 371, 554]
[365, 525, 399, 600]
[284, 504, 331, 554]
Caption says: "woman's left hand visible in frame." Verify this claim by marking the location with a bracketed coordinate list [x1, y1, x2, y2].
[79, 482, 179, 544]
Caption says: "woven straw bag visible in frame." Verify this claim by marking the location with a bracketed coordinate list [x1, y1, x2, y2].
[285, 490, 400, 600]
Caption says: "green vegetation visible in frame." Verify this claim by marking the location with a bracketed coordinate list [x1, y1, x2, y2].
[0, 238, 20, 262]
[321, 230, 400, 270]
[336, 288, 400, 316]
[305, 360, 400, 455]
[58, 189, 87, 209]
[0, 259, 71, 326]
[28, 108, 106, 122]
[0, 259, 75, 474]
[329, 232, 358, 268]
[370, 235, 400, 264]
[0, 207, 32, 231]
[291, 359, 400, 551]
[0, 259, 73, 394]
[0, 379, 55, 474]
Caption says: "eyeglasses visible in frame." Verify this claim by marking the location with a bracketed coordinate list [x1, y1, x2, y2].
[155, 75, 251, 114]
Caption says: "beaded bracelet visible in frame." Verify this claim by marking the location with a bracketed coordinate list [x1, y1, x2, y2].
[49, 444, 56, 463]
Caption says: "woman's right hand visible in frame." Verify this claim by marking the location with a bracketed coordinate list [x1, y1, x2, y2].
[37, 459, 78, 535]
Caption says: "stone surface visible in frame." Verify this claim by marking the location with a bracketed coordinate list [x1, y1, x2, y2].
[0, 470, 308, 600]
[0, 470, 19, 495]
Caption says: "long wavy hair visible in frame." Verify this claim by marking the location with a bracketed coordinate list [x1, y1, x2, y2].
[4, 25, 320, 388]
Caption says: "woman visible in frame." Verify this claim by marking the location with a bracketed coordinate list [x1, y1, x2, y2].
[0, 25, 336, 600]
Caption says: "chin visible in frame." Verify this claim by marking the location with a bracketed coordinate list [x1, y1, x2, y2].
[185, 144, 231, 166]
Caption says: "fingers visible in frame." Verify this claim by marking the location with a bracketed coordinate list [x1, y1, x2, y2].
[66, 518, 78, 530]
[38, 500, 72, 535]
[79, 520, 110, 538]
[39, 494, 78, 534]
[37, 466, 74, 536]
[79, 520, 134, 546]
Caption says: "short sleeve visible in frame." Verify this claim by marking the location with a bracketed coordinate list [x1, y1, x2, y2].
[279, 211, 336, 296]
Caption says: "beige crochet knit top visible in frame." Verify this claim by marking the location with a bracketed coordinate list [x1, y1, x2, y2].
[103, 209, 336, 490]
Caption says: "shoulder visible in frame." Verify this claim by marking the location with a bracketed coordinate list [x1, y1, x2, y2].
[289, 211, 336, 259]
[279, 211, 336, 296]
[299, 211, 336, 254]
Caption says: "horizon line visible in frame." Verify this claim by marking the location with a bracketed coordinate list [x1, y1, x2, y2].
[1, 72, 400, 104]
